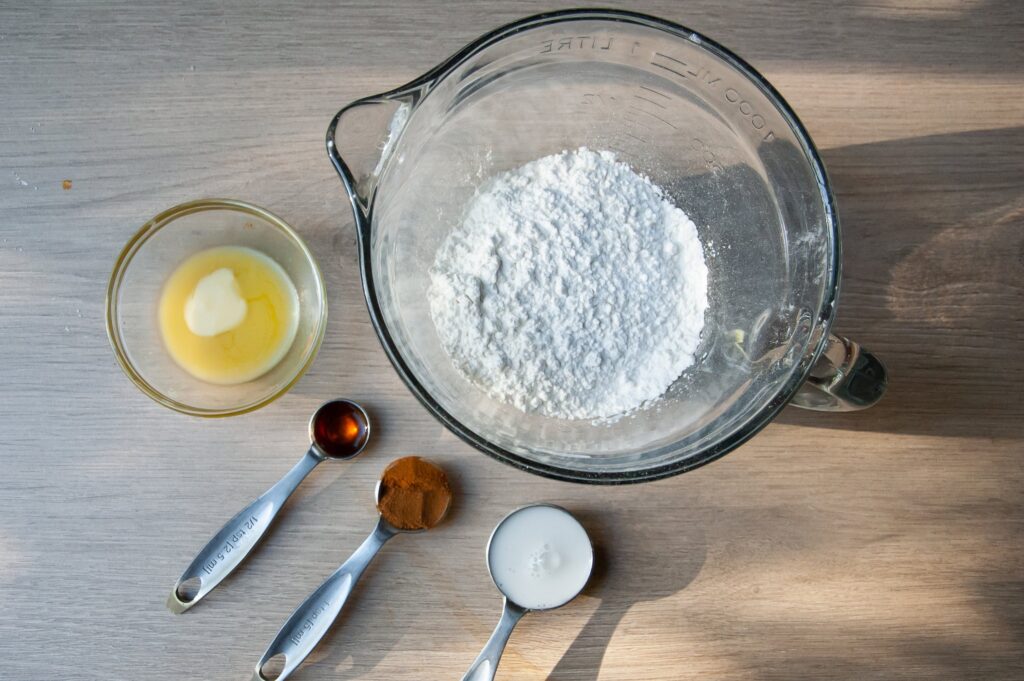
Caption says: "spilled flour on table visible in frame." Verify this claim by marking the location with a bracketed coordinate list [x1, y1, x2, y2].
[428, 148, 708, 420]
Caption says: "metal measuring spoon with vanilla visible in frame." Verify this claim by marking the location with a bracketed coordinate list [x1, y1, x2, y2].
[167, 399, 370, 613]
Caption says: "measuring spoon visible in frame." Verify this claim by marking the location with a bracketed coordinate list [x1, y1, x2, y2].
[461, 504, 594, 681]
[252, 456, 451, 681]
[167, 399, 371, 614]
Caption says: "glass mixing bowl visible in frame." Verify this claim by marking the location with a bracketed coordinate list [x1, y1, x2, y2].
[106, 199, 327, 417]
[327, 10, 886, 482]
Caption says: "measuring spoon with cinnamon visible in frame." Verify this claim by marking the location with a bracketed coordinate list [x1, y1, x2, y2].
[167, 399, 371, 614]
[252, 456, 452, 681]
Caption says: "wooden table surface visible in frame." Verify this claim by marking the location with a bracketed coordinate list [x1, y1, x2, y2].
[2, 1, 1022, 679]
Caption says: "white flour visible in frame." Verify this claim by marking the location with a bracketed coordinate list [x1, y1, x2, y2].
[428, 148, 708, 420]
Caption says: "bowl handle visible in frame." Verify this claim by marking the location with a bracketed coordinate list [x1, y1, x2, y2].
[326, 95, 414, 237]
[790, 333, 888, 411]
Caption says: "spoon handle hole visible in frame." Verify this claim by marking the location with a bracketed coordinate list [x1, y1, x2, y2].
[257, 653, 287, 681]
[175, 577, 202, 602]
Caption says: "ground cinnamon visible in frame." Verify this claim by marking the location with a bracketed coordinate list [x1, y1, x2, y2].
[376, 456, 452, 531]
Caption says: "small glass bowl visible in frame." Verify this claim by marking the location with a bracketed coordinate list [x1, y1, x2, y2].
[106, 199, 327, 417]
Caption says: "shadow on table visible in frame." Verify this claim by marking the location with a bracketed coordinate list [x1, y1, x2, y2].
[546, 507, 707, 681]
[540, 129, 1023, 677]
[775, 126, 1024, 439]
[704, 0, 1021, 76]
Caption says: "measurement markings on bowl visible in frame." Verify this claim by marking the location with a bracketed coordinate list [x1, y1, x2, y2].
[724, 87, 776, 141]
[634, 90, 668, 110]
[622, 113, 654, 131]
[690, 137, 725, 173]
[650, 52, 721, 87]
[582, 92, 619, 107]
[540, 35, 614, 53]
[647, 52, 777, 142]
[583, 92, 659, 135]
[626, 104, 677, 130]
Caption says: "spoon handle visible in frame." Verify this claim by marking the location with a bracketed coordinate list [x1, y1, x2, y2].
[461, 599, 527, 681]
[252, 518, 395, 681]
[167, 448, 323, 614]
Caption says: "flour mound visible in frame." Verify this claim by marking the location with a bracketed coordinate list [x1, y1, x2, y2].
[428, 148, 708, 420]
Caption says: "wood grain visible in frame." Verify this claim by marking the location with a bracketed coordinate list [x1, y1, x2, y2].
[1, 1, 1022, 679]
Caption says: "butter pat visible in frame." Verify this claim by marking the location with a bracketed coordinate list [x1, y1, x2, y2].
[184, 267, 248, 336]
[160, 247, 300, 384]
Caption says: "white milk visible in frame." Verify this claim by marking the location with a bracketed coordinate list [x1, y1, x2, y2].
[488, 505, 593, 610]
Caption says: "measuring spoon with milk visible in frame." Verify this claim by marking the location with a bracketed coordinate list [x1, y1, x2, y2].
[462, 504, 594, 681]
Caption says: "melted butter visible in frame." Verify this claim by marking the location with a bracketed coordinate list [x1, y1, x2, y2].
[159, 246, 299, 385]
